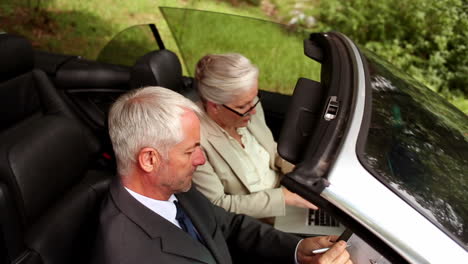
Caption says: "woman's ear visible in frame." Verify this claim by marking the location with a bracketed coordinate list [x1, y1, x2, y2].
[138, 147, 161, 173]
[206, 101, 219, 114]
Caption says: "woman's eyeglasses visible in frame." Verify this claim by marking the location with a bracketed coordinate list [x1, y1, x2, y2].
[222, 95, 261, 117]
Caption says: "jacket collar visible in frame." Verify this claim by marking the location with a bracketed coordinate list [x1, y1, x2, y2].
[109, 179, 224, 263]
[198, 101, 275, 159]
[198, 104, 276, 191]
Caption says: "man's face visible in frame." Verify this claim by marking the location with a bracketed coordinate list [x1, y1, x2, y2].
[159, 110, 206, 193]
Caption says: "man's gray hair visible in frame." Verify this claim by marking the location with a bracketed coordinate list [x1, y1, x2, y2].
[195, 53, 259, 104]
[108, 86, 202, 176]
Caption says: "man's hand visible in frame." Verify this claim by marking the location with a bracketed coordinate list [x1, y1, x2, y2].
[297, 236, 352, 264]
[282, 188, 319, 210]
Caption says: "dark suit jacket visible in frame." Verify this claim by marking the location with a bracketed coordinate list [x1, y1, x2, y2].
[92, 179, 301, 264]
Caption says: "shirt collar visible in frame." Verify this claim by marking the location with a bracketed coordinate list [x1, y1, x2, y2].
[124, 187, 181, 228]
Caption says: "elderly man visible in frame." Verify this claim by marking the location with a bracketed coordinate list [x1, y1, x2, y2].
[92, 86, 351, 264]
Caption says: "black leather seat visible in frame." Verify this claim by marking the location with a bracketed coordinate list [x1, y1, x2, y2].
[0, 34, 89, 134]
[23, 171, 111, 264]
[0, 33, 34, 83]
[0, 115, 111, 264]
[130, 49, 198, 100]
[0, 33, 112, 264]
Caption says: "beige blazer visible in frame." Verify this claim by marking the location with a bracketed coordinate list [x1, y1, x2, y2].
[193, 103, 286, 218]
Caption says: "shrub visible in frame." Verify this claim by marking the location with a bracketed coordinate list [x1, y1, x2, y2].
[289, 0, 467, 111]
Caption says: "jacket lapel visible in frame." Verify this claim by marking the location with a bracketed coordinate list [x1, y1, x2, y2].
[110, 180, 217, 263]
[176, 193, 231, 264]
[201, 115, 253, 191]
[159, 232, 216, 264]
[201, 108, 277, 189]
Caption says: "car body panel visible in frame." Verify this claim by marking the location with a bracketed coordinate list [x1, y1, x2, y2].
[323, 34, 468, 263]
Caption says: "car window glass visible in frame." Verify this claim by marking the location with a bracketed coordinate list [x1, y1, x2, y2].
[361, 50, 468, 248]
[160, 7, 320, 94]
[97, 24, 159, 66]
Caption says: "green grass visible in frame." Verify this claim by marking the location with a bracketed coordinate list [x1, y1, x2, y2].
[449, 97, 468, 115]
[1, 0, 270, 58]
[1, 0, 319, 95]
[1, 0, 466, 110]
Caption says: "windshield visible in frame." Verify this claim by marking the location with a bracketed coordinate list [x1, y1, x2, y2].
[160, 7, 320, 94]
[360, 51, 468, 248]
[97, 24, 160, 66]
[96, 8, 321, 95]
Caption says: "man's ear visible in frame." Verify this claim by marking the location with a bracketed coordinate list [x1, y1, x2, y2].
[138, 147, 161, 173]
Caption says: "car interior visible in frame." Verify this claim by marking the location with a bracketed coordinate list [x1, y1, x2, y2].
[0, 33, 115, 264]
[0, 26, 412, 263]
[0, 27, 304, 263]
[0, 30, 280, 263]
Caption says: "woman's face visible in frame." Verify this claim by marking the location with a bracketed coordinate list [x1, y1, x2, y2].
[217, 80, 259, 129]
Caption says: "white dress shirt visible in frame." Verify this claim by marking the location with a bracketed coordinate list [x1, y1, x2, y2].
[125, 187, 182, 229]
[221, 127, 278, 192]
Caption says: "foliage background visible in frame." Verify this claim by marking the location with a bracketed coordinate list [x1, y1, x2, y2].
[275, 0, 468, 113]
[0, 0, 467, 113]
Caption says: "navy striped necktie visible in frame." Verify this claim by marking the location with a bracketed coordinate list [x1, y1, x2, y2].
[174, 201, 205, 244]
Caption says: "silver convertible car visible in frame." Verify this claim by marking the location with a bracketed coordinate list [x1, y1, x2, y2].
[0, 8, 466, 264]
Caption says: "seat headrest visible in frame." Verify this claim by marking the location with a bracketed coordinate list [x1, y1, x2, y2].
[130, 49, 185, 92]
[0, 70, 77, 132]
[0, 115, 98, 226]
[0, 33, 34, 82]
[0, 72, 41, 131]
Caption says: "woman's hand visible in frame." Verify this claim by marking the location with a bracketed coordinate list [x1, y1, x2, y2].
[282, 187, 319, 210]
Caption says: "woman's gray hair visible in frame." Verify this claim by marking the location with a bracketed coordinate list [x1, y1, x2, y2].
[195, 53, 259, 104]
[108, 86, 202, 176]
